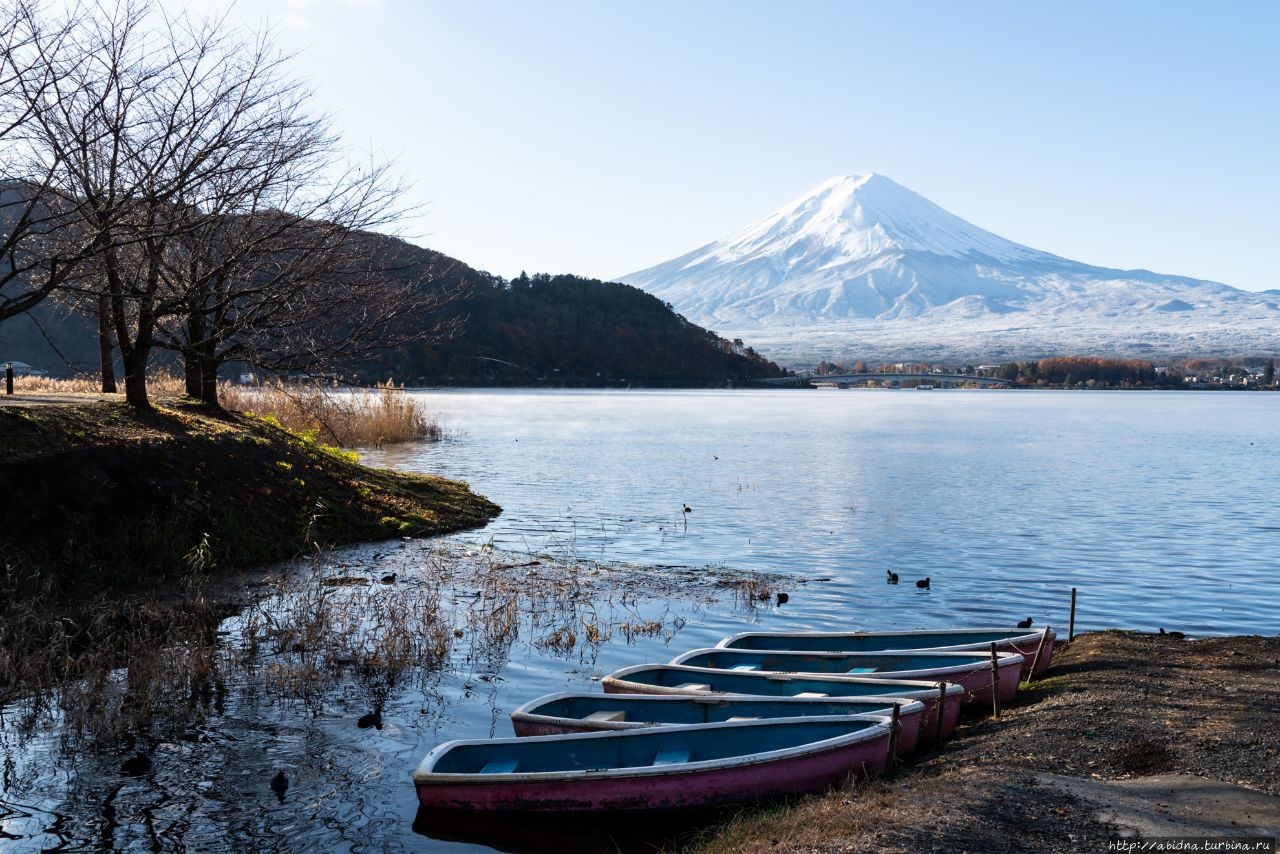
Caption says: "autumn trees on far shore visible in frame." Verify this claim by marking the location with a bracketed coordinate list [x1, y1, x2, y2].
[0, 0, 454, 409]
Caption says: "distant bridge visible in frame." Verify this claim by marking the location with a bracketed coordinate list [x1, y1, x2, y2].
[762, 373, 1013, 388]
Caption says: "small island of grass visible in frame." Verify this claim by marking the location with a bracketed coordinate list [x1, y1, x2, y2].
[0, 398, 499, 600]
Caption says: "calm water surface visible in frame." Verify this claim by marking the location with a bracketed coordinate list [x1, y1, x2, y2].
[3, 389, 1277, 853]
[367, 388, 1280, 636]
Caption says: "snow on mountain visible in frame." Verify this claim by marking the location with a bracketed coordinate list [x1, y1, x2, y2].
[619, 173, 1279, 364]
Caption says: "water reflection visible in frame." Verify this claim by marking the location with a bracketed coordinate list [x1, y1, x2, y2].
[413, 805, 735, 853]
[0, 541, 778, 852]
[362, 389, 1280, 637]
[6, 389, 1279, 852]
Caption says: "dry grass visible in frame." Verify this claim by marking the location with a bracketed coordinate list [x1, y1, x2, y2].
[0, 572, 232, 741]
[2, 541, 782, 750]
[7, 373, 436, 448]
[11, 371, 187, 396]
[221, 379, 440, 447]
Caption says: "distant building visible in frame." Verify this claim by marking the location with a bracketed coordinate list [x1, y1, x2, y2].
[2, 360, 47, 377]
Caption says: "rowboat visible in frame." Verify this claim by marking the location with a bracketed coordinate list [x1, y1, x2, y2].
[669, 648, 1024, 707]
[510, 692, 928, 753]
[716, 627, 1056, 678]
[414, 716, 892, 813]
[601, 663, 964, 745]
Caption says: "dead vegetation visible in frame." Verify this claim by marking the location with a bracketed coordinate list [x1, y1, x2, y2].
[220, 379, 442, 447]
[0, 541, 782, 753]
[8, 373, 440, 448]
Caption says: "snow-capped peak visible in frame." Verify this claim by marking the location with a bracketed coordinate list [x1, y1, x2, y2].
[618, 172, 1275, 364]
[691, 172, 1045, 268]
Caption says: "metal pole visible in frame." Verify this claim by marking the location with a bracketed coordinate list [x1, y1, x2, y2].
[935, 683, 947, 744]
[5, 363, 12, 395]
[989, 642, 1001, 719]
[1068, 587, 1078, 644]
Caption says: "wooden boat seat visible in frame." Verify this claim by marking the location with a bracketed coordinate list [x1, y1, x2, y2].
[730, 664, 760, 671]
[794, 692, 828, 698]
[480, 757, 521, 774]
[674, 682, 711, 692]
[652, 749, 690, 766]
[583, 710, 626, 722]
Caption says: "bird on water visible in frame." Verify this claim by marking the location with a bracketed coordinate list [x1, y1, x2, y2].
[120, 753, 152, 777]
[682, 504, 692, 514]
[270, 770, 289, 802]
[915, 578, 930, 589]
[886, 570, 899, 584]
[1017, 617, 1033, 629]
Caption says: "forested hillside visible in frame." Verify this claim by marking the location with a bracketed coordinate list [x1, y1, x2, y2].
[372, 270, 788, 386]
[2, 235, 788, 387]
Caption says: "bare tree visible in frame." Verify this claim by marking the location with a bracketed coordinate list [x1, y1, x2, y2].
[0, 3, 101, 326]
[6, 0, 453, 408]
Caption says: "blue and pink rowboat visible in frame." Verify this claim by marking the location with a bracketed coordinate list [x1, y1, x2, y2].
[601, 663, 964, 745]
[669, 647, 1024, 708]
[414, 715, 893, 814]
[510, 692, 929, 754]
[716, 626, 1056, 679]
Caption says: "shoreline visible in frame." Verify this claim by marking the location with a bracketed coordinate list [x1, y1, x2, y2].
[693, 630, 1280, 852]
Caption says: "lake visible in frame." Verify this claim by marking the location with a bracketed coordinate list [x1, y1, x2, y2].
[365, 388, 1280, 637]
[3, 388, 1277, 852]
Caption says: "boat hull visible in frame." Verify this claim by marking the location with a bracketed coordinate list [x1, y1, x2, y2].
[717, 627, 1057, 678]
[670, 648, 1023, 708]
[414, 717, 892, 813]
[510, 693, 927, 754]
[601, 665, 963, 746]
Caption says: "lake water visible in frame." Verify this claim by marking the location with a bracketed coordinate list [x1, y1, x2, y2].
[366, 388, 1280, 637]
[3, 388, 1278, 853]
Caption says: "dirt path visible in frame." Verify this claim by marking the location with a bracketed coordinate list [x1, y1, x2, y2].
[0, 390, 121, 406]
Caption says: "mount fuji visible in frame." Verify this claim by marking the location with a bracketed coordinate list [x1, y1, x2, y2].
[619, 174, 1280, 364]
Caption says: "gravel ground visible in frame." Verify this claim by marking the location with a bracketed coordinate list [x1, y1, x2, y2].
[695, 631, 1280, 853]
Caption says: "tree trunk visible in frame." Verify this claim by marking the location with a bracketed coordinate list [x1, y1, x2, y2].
[182, 348, 221, 407]
[108, 262, 153, 411]
[198, 352, 219, 407]
[121, 346, 150, 410]
[184, 311, 204, 397]
[98, 295, 118, 393]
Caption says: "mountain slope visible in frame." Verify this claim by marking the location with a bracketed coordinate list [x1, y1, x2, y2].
[621, 174, 1279, 362]
[1, 232, 786, 386]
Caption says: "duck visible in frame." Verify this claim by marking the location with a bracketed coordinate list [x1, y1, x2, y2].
[682, 504, 692, 514]
[269, 770, 288, 801]
[1158, 628, 1186, 640]
[120, 753, 152, 777]
[379, 572, 397, 585]
[1017, 617, 1033, 629]
[915, 578, 930, 589]
[357, 708, 383, 730]
[886, 570, 899, 584]
[775, 592, 789, 606]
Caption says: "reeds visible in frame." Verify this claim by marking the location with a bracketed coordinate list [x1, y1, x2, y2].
[1, 542, 784, 751]
[6, 373, 438, 447]
[9, 370, 187, 396]
[220, 379, 441, 447]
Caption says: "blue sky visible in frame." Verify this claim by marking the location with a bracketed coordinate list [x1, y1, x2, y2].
[186, 0, 1277, 291]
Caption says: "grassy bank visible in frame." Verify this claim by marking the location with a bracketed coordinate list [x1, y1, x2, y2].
[0, 399, 498, 598]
